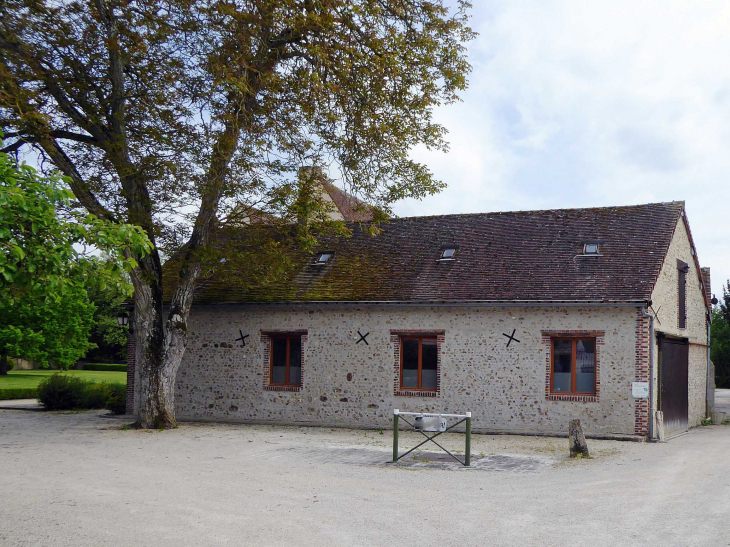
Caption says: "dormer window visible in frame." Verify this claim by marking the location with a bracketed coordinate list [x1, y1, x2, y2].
[314, 252, 333, 265]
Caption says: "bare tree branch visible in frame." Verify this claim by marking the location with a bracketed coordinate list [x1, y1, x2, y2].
[94, 0, 126, 137]
[0, 140, 25, 154]
[37, 138, 117, 222]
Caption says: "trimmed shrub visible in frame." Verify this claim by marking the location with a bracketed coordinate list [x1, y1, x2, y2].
[80, 382, 109, 409]
[104, 383, 127, 415]
[0, 388, 37, 400]
[81, 363, 126, 372]
[36, 374, 126, 413]
[37, 374, 87, 410]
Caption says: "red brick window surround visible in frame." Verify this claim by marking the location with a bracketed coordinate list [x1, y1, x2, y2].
[261, 330, 307, 392]
[391, 330, 444, 397]
[542, 330, 603, 403]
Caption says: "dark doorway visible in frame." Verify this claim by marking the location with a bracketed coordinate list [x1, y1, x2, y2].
[658, 335, 689, 436]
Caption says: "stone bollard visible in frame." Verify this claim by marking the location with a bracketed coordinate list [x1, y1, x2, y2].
[569, 419, 590, 458]
[655, 411, 666, 441]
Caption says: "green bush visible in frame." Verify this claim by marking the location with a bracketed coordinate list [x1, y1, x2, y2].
[80, 382, 109, 409]
[81, 363, 126, 372]
[37, 374, 87, 410]
[36, 374, 126, 413]
[0, 387, 37, 400]
[104, 383, 127, 415]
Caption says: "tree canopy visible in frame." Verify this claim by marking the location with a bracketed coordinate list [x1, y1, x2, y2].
[0, 0, 475, 426]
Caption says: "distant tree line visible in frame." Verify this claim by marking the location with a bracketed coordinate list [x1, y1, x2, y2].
[712, 281, 730, 389]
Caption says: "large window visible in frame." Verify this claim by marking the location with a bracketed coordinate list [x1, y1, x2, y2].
[551, 338, 596, 395]
[400, 336, 438, 391]
[270, 335, 302, 387]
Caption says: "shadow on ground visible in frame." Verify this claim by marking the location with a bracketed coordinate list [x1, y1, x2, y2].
[251, 445, 553, 472]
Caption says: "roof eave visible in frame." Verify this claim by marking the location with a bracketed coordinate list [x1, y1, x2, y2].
[188, 298, 650, 308]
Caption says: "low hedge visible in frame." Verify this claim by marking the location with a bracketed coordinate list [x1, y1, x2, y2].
[0, 388, 37, 400]
[80, 363, 127, 372]
[104, 384, 127, 415]
[37, 374, 126, 414]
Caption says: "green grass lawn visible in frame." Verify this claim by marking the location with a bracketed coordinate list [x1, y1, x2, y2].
[0, 370, 126, 391]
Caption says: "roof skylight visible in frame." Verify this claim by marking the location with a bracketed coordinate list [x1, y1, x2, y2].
[314, 252, 333, 265]
[583, 243, 599, 255]
[440, 248, 457, 260]
[581, 240, 605, 256]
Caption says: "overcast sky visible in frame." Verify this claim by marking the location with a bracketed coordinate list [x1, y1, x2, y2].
[393, 1, 729, 300]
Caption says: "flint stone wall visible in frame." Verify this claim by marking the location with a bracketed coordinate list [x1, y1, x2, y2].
[173, 305, 642, 436]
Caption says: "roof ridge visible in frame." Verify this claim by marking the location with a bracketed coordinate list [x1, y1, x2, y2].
[385, 201, 685, 223]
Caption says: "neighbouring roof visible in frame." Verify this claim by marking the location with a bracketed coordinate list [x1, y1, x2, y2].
[169, 201, 689, 305]
[322, 181, 374, 222]
[227, 181, 373, 225]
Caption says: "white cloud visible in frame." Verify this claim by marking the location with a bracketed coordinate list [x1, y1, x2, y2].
[394, 0, 730, 298]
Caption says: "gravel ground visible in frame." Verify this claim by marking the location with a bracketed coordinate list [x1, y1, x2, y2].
[1, 409, 729, 547]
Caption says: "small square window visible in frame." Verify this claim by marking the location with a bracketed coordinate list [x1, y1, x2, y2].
[583, 243, 599, 255]
[440, 248, 457, 260]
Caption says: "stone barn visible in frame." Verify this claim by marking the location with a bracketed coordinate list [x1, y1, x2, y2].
[127, 200, 712, 440]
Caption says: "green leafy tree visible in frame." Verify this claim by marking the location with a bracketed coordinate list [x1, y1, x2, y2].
[0, 285, 95, 371]
[719, 280, 730, 325]
[0, 144, 151, 374]
[712, 282, 730, 388]
[0, 0, 475, 427]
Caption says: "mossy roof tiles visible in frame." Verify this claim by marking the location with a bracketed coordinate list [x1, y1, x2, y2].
[169, 201, 685, 304]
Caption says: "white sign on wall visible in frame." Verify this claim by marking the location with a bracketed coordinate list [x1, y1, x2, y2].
[632, 382, 649, 399]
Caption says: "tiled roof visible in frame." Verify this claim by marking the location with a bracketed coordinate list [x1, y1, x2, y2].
[171, 201, 686, 304]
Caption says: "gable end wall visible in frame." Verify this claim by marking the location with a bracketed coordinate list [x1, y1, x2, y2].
[650, 215, 709, 428]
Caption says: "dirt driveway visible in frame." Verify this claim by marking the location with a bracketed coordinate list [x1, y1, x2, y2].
[1, 410, 729, 547]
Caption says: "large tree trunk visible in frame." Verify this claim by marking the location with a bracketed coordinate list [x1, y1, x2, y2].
[131, 256, 204, 429]
[129, 239, 200, 429]
[132, 271, 174, 428]
[0, 352, 8, 376]
[130, 125, 235, 428]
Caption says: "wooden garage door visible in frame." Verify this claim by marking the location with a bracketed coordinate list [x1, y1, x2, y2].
[659, 335, 689, 437]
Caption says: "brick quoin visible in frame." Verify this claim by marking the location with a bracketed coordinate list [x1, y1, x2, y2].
[125, 333, 136, 415]
[634, 310, 651, 436]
